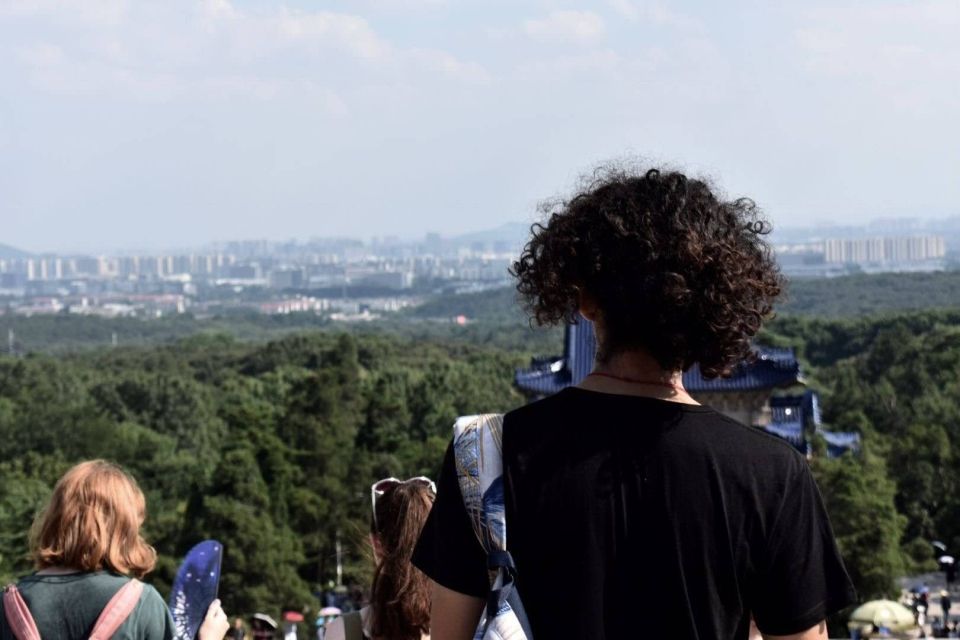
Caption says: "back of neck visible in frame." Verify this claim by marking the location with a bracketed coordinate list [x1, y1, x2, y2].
[579, 350, 698, 404]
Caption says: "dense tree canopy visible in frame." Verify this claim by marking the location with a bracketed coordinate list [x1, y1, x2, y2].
[767, 312, 960, 596]
[0, 332, 526, 619]
[2, 300, 960, 625]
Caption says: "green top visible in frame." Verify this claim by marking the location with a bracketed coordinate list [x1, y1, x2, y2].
[0, 571, 175, 640]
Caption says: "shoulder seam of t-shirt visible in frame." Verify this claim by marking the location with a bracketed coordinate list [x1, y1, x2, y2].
[762, 462, 815, 563]
[706, 411, 812, 454]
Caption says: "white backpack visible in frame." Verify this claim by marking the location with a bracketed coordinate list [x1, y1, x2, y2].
[452, 414, 533, 640]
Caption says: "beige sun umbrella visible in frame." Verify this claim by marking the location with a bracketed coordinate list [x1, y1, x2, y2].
[847, 600, 917, 632]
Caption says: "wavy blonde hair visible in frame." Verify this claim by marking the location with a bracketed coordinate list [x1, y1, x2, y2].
[31, 460, 157, 578]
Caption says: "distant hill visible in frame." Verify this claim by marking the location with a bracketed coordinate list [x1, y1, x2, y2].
[0, 244, 30, 259]
[451, 222, 530, 249]
[7, 271, 959, 354]
[411, 270, 960, 321]
[407, 287, 524, 323]
[784, 271, 960, 317]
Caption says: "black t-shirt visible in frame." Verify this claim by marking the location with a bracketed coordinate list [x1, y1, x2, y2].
[412, 387, 856, 639]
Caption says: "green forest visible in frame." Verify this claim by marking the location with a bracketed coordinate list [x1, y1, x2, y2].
[764, 310, 960, 600]
[0, 331, 528, 615]
[2, 276, 960, 626]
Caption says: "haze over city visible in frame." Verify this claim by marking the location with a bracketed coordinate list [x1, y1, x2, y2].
[2, 0, 958, 254]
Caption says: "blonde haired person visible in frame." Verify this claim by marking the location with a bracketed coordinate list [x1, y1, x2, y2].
[1, 460, 229, 640]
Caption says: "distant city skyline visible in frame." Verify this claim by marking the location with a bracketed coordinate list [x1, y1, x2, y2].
[5, 213, 960, 256]
[2, 1, 958, 253]
[1, 223, 951, 320]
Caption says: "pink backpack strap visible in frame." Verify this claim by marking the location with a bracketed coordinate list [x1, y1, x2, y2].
[88, 579, 144, 640]
[3, 584, 42, 640]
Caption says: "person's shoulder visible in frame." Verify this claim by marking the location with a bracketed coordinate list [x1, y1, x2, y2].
[505, 387, 576, 422]
[701, 409, 802, 448]
[131, 580, 174, 627]
[138, 580, 167, 605]
[684, 409, 810, 473]
[17, 570, 128, 594]
[90, 572, 162, 600]
[97, 571, 137, 587]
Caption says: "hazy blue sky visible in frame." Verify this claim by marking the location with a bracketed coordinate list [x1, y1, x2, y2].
[1, 0, 958, 253]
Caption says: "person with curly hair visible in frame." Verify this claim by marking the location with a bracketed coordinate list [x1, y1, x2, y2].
[413, 166, 856, 640]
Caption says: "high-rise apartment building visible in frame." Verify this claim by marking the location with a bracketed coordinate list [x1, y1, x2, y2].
[823, 235, 946, 264]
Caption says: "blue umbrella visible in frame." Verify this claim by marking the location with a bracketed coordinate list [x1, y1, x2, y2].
[169, 540, 223, 640]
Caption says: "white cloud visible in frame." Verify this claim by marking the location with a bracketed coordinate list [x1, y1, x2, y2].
[344, 0, 447, 9]
[807, 1, 960, 28]
[523, 10, 605, 44]
[409, 48, 492, 84]
[0, 0, 128, 26]
[608, 0, 640, 21]
[14, 42, 63, 67]
[274, 9, 389, 61]
[517, 48, 621, 76]
[793, 1, 960, 110]
[1, 0, 489, 107]
[607, 0, 700, 29]
[199, 0, 237, 22]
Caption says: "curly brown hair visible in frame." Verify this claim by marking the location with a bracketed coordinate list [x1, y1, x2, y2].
[510, 166, 783, 378]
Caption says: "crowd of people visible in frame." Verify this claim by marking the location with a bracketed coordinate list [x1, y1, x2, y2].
[3, 166, 860, 640]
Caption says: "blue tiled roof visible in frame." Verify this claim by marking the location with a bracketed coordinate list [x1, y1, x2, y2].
[770, 390, 822, 430]
[763, 421, 805, 447]
[770, 396, 803, 424]
[515, 320, 803, 396]
[514, 359, 571, 396]
[764, 391, 861, 457]
[820, 430, 861, 457]
[766, 391, 817, 454]
[684, 349, 801, 393]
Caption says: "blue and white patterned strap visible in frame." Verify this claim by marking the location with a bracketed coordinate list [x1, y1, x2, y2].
[453, 414, 532, 640]
[453, 414, 506, 552]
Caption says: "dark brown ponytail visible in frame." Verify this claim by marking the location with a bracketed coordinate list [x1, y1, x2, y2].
[369, 481, 435, 640]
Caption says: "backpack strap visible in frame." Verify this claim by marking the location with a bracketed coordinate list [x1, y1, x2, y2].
[452, 414, 507, 555]
[88, 579, 144, 640]
[452, 414, 533, 639]
[3, 585, 42, 640]
[341, 611, 364, 640]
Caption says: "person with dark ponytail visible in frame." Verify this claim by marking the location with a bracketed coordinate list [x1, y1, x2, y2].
[325, 477, 435, 640]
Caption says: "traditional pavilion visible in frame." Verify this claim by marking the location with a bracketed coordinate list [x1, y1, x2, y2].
[514, 321, 859, 457]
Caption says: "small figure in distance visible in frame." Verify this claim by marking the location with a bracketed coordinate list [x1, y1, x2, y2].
[413, 164, 857, 640]
[325, 477, 436, 640]
[229, 616, 247, 640]
[0, 459, 229, 640]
